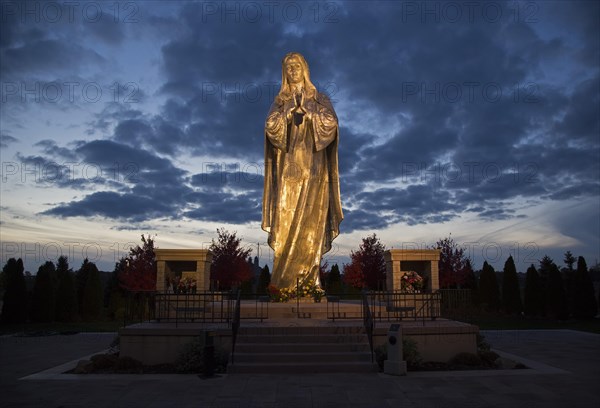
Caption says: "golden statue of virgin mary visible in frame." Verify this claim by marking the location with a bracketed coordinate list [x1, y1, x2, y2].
[262, 52, 343, 290]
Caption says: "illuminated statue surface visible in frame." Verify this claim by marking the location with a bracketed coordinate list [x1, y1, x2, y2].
[262, 52, 343, 289]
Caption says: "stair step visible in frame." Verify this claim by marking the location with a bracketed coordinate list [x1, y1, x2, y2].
[236, 334, 367, 344]
[238, 326, 365, 335]
[230, 323, 373, 374]
[235, 343, 370, 353]
[228, 361, 377, 374]
[234, 351, 372, 363]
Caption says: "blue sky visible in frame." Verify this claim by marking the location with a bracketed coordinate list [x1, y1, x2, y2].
[1, 0, 598, 273]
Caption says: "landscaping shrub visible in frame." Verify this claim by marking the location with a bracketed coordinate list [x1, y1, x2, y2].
[450, 352, 482, 367]
[477, 333, 491, 352]
[478, 350, 500, 367]
[115, 356, 143, 373]
[175, 336, 229, 374]
[91, 353, 119, 370]
[176, 337, 205, 373]
[402, 337, 422, 369]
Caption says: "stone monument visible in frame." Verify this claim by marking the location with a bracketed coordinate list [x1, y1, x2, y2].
[262, 52, 343, 290]
[384, 249, 441, 292]
[154, 249, 212, 292]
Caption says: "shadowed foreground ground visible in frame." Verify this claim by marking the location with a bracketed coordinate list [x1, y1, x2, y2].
[0, 328, 598, 408]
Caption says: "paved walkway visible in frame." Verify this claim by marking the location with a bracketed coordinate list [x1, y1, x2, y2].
[1, 328, 599, 407]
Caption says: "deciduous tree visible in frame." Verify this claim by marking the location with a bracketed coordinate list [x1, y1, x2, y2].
[209, 229, 252, 290]
[342, 234, 386, 290]
[117, 235, 157, 291]
[343, 261, 365, 289]
[436, 235, 470, 288]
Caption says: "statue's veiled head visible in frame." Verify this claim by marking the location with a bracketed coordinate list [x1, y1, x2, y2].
[279, 52, 317, 99]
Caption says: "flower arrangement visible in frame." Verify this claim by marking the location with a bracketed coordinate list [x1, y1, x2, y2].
[268, 280, 325, 302]
[172, 277, 197, 294]
[400, 271, 424, 293]
[308, 280, 325, 302]
[268, 284, 294, 302]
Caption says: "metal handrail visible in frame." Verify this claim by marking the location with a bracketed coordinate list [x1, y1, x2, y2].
[375, 291, 442, 322]
[414, 291, 441, 324]
[362, 291, 374, 363]
[231, 290, 241, 364]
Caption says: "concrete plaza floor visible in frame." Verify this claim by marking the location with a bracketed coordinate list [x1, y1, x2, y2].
[0, 327, 598, 408]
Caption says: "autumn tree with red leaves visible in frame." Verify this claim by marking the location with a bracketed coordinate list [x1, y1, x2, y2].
[343, 234, 386, 290]
[435, 235, 470, 289]
[118, 235, 157, 291]
[210, 229, 253, 290]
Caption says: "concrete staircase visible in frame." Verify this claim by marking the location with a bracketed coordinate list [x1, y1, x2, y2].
[228, 325, 377, 373]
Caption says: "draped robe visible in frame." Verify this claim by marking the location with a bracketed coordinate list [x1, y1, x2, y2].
[262, 92, 343, 289]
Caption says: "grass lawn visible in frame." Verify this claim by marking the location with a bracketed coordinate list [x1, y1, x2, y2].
[0, 320, 123, 335]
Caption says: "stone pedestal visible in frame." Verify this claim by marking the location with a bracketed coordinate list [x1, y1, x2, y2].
[384, 249, 441, 292]
[154, 249, 212, 292]
[384, 323, 407, 376]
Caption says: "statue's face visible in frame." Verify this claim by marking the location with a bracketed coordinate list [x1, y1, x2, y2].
[285, 58, 304, 85]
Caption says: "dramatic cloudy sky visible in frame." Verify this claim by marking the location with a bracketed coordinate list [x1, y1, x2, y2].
[1, 0, 598, 273]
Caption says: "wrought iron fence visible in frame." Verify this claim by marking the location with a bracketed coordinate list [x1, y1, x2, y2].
[321, 291, 442, 323]
[370, 291, 441, 323]
[438, 289, 473, 313]
[123, 291, 156, 327]
[124, 290, 235, 327]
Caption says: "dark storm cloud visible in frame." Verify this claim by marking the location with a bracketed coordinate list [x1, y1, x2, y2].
[327, 1, 598, 227]
[184, 169, 264, 223]
[554, 75, 600, 145]
[341, 207, 399, 233]
[44, 191, 173, 221]
[184, 191, 262, 224]
[5, 1, 597, 233]
[189, 170, 264, 193]
[36, 139, 264, 224]
[14, 152, 106, 190]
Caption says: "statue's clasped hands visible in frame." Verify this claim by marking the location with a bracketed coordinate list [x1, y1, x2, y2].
[285, 91, 315, 123]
